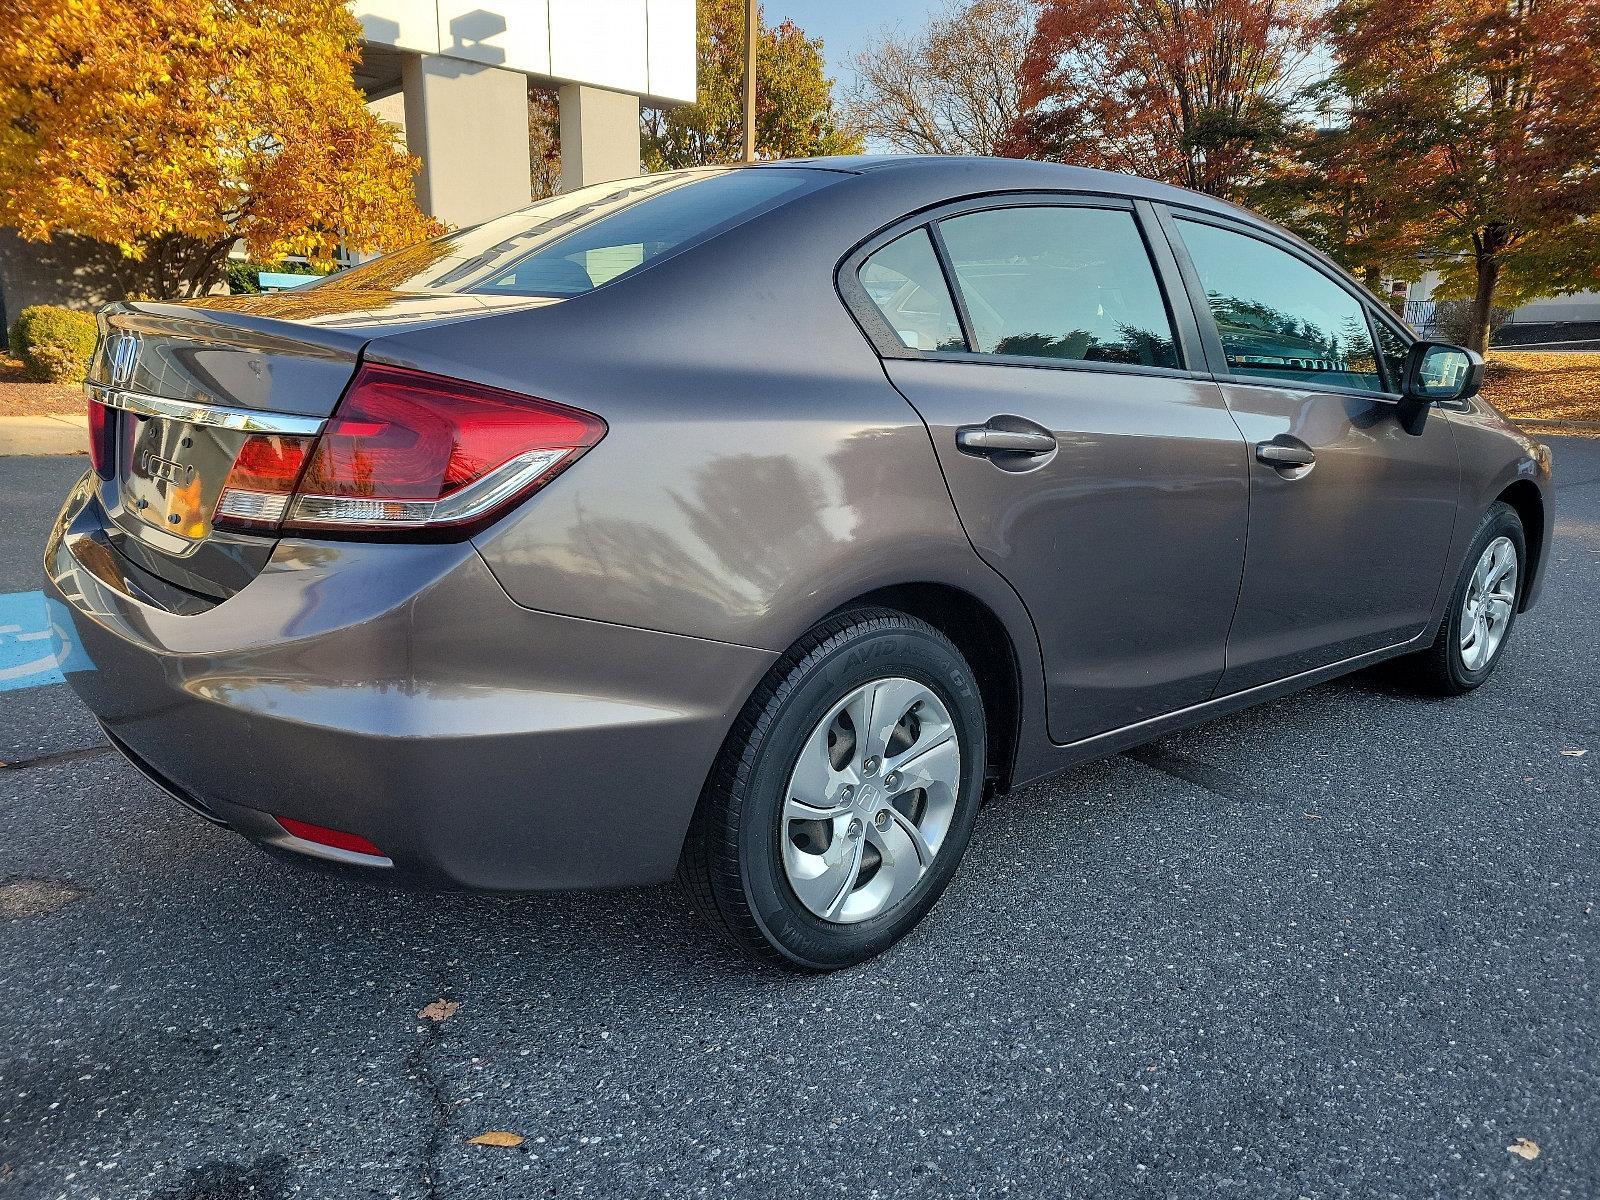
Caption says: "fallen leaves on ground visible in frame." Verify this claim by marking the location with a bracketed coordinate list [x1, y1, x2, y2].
[417, 998, 460, 1022]
[1484, 352, 1600, 435]
[1507, 1137, 1541, 1160]
[467, 1131, 525, 1148]
[0, 356, 82, 417]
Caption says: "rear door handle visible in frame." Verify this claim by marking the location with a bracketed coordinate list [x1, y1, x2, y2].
[956, 426, 1057, 455]
[1255, 441, 1316, 469]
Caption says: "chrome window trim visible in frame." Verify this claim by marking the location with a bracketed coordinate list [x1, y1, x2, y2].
[86, 383, 326, 436]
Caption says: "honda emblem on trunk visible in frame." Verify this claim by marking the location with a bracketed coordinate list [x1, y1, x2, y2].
[108, 331, 140, 388]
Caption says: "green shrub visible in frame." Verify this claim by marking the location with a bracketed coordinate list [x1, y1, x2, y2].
[226, 259, 323, 295]
[8, 305, 99, 383]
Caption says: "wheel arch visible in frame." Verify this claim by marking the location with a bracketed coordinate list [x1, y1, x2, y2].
[1496, 479, 1544, 611]
[825, 581, 1024, 798]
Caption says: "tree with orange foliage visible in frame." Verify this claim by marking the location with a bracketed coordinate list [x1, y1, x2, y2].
[0, 0, 440, 299]
[1325, 0, 1600, 353]
[1002, 0, 1320, 199]
[1250, 118, 1432, 295]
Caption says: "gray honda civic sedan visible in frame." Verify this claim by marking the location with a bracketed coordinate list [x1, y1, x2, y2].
[47, 156, 1553, 969]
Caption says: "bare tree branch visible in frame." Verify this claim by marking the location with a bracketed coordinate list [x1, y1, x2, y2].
[844, 0, 1031, 155]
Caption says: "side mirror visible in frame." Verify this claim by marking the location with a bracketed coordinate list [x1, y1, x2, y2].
[1396, 341, 1484, 435]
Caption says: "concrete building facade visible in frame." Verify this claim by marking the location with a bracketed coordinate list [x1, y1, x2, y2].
[352, 1, 696, 227]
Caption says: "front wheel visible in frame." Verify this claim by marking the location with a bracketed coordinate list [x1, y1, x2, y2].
[679, 608, 986, 970]
[1396, 501, 1526, 695]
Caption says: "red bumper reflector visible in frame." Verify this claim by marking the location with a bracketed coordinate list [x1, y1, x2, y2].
[275, 816, 385, 858]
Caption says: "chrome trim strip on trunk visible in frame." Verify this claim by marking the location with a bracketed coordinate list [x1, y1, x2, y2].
[85, 383, 327, 436]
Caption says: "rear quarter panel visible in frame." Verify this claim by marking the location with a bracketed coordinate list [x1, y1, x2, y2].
[366, 177, 1046, 665]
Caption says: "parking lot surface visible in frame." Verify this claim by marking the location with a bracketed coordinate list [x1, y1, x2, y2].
[2, 443, 1596, 1199]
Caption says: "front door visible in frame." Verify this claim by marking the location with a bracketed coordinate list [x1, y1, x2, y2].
[850, 200, 1250, 744]
[1162, 213, 1460, 694]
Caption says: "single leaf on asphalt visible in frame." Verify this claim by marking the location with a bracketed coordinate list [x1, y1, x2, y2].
[1507, 1138, 1541, 1160]
[1559, 748, 1587, 757]
[468, 1131, 525, 1148]
[418, 998, 460, 1022]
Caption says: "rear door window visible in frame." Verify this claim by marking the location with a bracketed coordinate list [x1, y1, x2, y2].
[1175, 218, 1383, 393]
[858, 229, 966, 352]
[935, 206, 1180, 368]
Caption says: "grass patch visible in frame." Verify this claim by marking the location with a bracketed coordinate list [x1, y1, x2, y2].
[1483, 351, 1600, 436]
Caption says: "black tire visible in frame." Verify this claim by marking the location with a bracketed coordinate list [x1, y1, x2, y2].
[1395, 501, 1526, 695]
[679, 607, 986, 971]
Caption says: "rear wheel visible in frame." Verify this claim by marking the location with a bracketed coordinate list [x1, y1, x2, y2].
[1395, 502, 1525, 695]
[679, 608, 985, 970]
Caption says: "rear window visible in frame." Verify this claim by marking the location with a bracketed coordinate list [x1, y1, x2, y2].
[309, 168, 834, 299]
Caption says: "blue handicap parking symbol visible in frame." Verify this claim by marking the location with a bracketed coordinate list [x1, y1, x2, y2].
[0, 590, 66, 693]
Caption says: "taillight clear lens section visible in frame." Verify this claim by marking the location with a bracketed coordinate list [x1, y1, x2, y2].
[213, 434, 314, 528]
[86, 396, 115, 479]
[212, 365, 605, 537]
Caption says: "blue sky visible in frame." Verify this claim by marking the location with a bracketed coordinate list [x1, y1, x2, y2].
[771, 0, 947, 91]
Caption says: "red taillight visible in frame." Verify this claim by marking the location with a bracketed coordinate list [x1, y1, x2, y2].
[87, 396, 115, 479]
[213, 434, 315, 529]
[275, 815, 386, 859]
[214, 364, 605, 536]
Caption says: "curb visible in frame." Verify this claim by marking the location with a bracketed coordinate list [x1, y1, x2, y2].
[1513, 418, 1600, 431]
[0, 414, 88, 457]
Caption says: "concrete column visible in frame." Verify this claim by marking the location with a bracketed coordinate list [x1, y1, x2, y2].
[401, 55, 531, 227]
[558, 85, 642, 190]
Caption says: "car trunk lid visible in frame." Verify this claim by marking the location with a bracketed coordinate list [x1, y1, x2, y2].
[85, 293, 555, 599]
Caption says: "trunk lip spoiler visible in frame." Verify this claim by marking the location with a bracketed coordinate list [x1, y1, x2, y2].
[86, 382, 327, 437]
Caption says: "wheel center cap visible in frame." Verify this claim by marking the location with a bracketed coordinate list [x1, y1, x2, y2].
[854, 781, 881, 813]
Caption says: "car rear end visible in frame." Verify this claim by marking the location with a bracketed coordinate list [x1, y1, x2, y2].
[41, 167, 862, 888]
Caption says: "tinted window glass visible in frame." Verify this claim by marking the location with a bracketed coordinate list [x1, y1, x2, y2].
[936, 206, 1179, 368]
[858, 229, 966, 352]
[1176, 219, 1382, 392]
[306, 169, 832, 300]
[1373, 316, 1411, 391]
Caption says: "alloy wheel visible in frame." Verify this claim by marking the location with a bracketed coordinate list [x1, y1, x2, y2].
[780, 677, 961, 925]
[1460, 535, 1518, 672]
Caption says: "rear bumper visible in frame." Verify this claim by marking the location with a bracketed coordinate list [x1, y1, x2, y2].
[44, 473, 775, 890]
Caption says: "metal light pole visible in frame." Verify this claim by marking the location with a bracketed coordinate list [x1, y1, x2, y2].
[742, 0, 758, 162]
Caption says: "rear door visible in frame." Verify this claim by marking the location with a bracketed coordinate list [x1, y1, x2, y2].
[1157, 210, 1460, 693]
[844, 195, 1250, 744]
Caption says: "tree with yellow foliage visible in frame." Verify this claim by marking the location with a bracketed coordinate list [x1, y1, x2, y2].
[0, 0, 440, 299]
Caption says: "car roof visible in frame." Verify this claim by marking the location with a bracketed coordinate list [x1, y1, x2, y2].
[760, 154, 1250, 219]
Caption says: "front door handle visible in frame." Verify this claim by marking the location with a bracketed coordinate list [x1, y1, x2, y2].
[1255, 441, 1316, 469]
[956, 426, 1057, 455]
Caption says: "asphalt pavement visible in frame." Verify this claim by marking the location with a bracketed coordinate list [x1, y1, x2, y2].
[1, 445, 1596, 1199]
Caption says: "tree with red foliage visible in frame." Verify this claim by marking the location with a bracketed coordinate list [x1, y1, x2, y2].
[1249, 117, 1432, 294]
[1325, 0, 1600, 353]
[1002, 0, 1319, 199]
